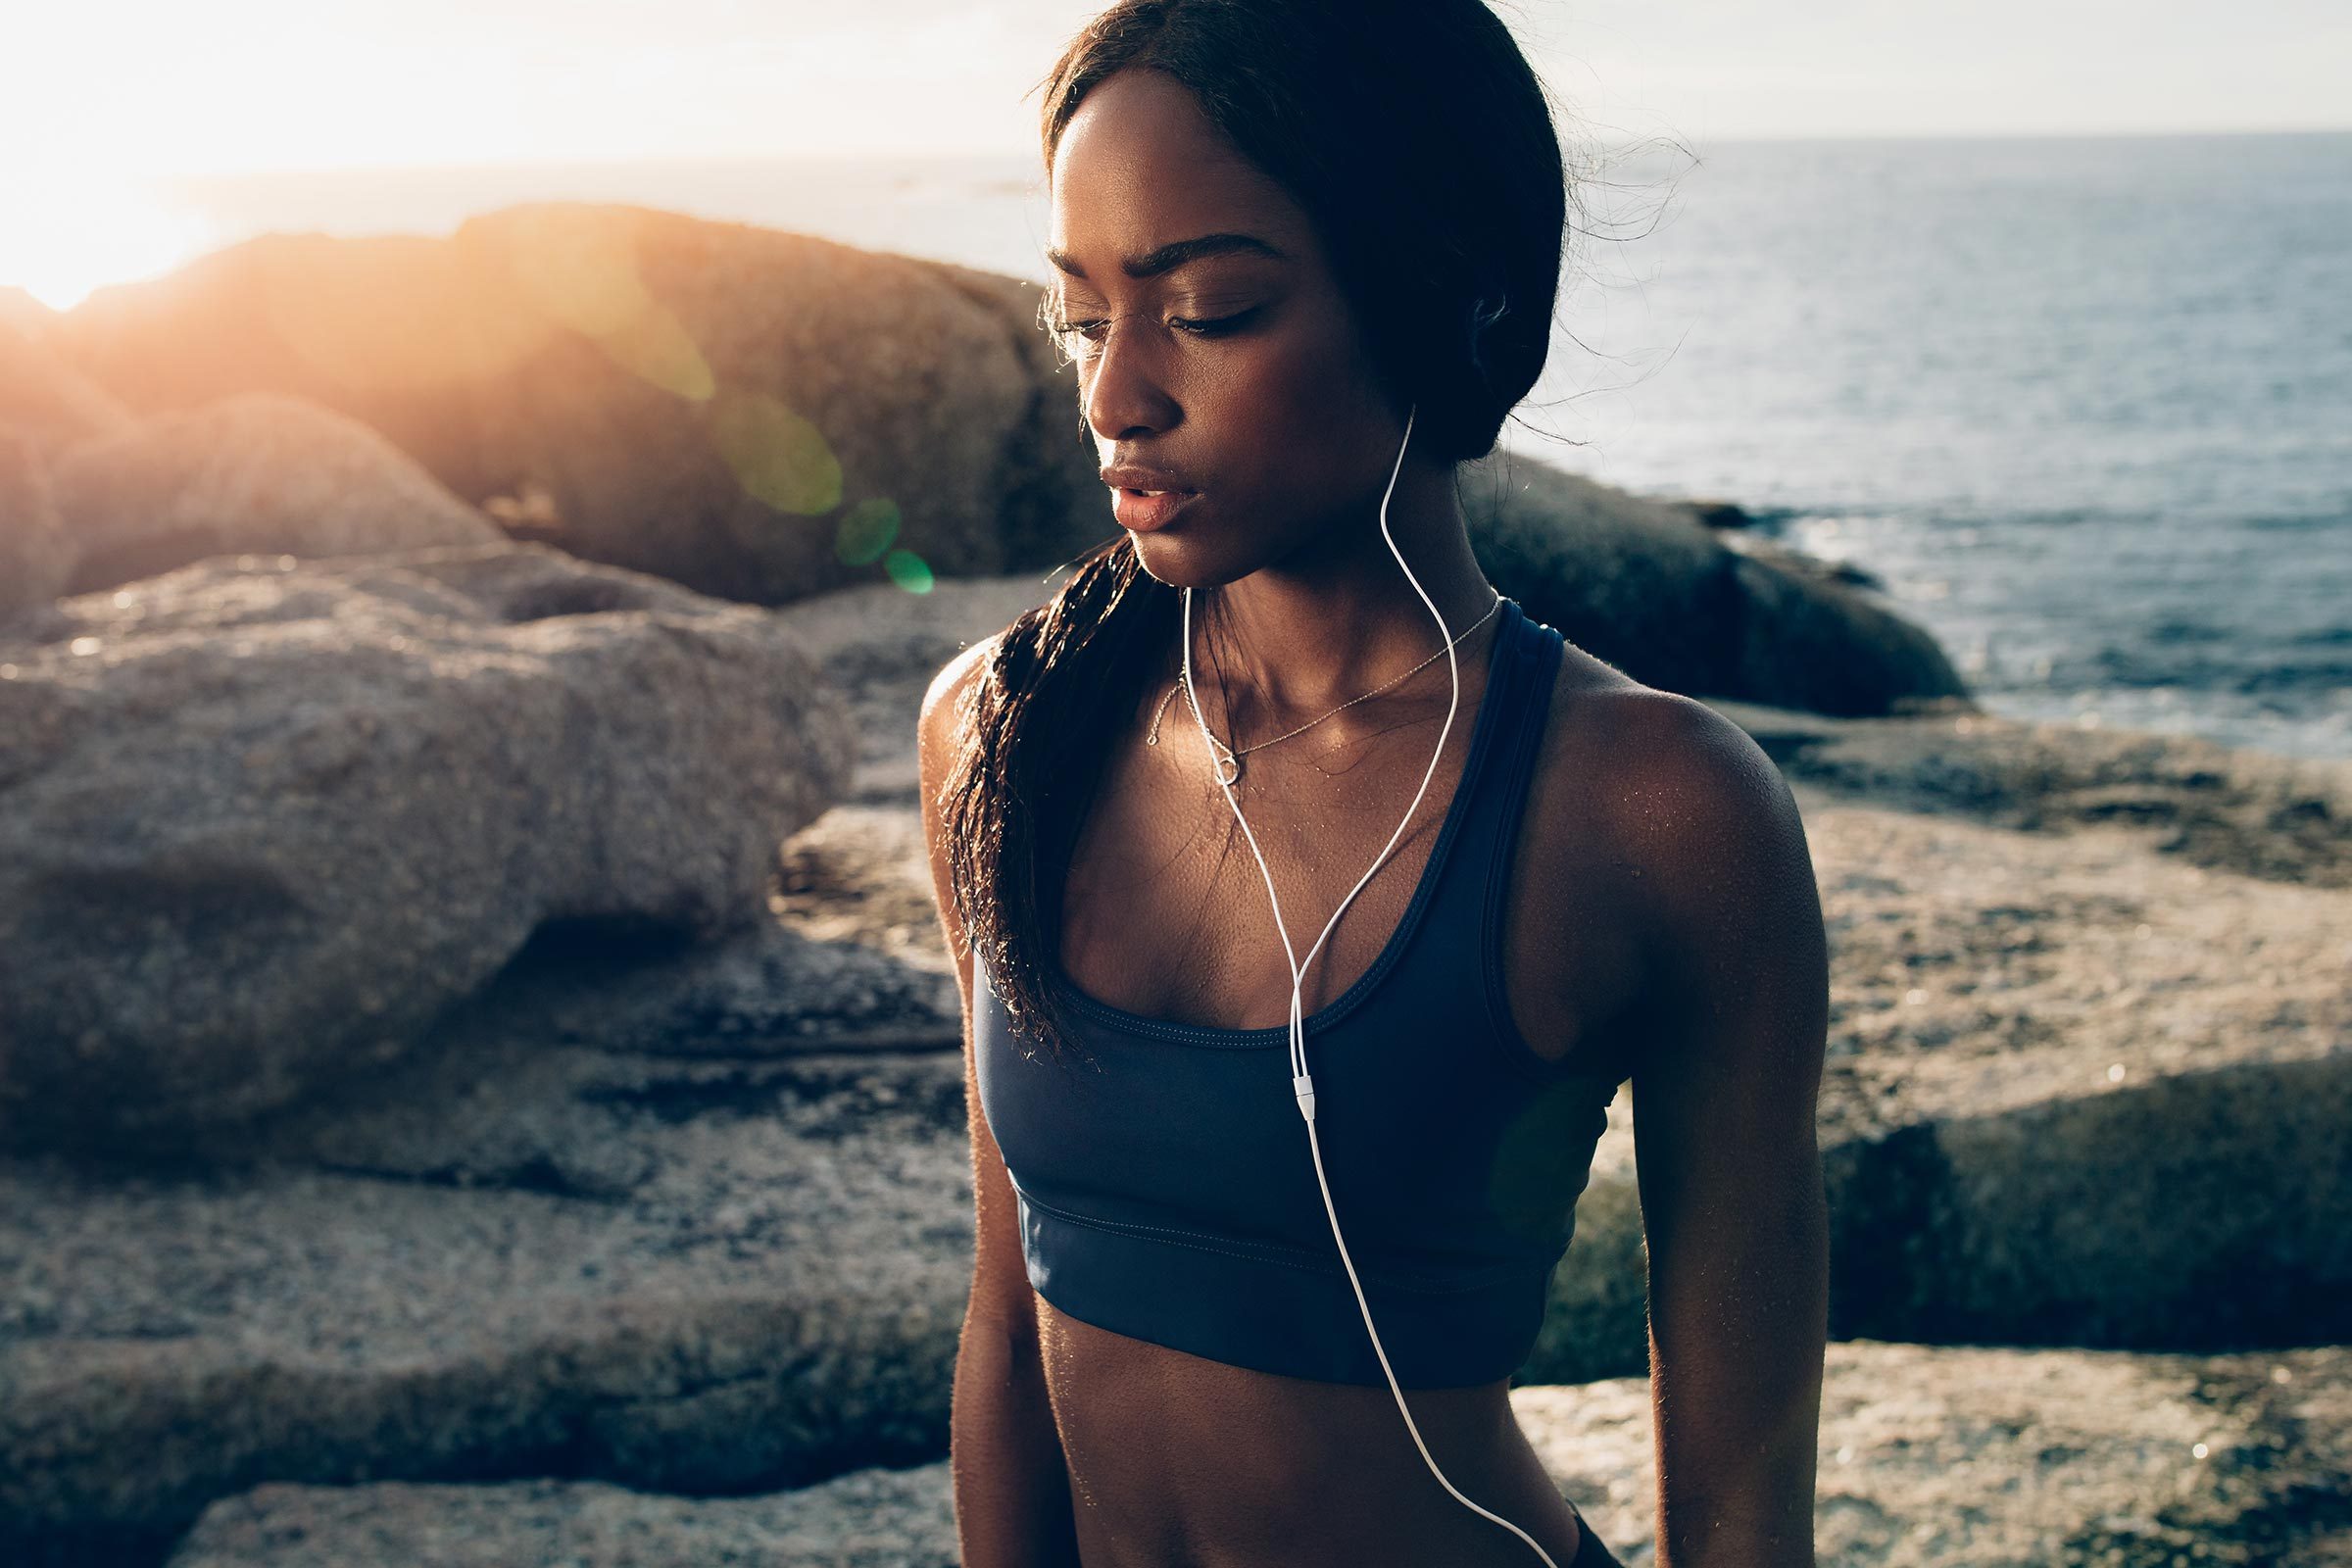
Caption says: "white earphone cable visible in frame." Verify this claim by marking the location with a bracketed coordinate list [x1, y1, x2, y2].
[1176, 405, 1564, 1568]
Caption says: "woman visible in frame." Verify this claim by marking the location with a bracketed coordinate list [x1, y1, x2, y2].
[916, 3, 1831, 1564]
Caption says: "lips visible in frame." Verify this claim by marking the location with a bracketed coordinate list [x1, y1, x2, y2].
[1110, 486, 1199, 532]
[1101, 464, 1200, 532]
[1100, 460, 1188, 482]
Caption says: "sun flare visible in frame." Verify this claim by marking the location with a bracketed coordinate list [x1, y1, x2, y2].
[0, 164, 221, 314]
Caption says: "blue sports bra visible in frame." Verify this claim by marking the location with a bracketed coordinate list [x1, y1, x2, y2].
[973, 597, 1621, 1389]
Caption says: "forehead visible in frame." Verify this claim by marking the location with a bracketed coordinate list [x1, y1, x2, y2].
[1047, 67, 1306, 280]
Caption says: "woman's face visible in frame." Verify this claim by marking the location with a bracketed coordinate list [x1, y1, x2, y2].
[1046, 66, 1407, 588]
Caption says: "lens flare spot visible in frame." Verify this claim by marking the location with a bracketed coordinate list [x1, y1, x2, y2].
[497, 209, 712, 399]
[592, 306, 715, 400]
[883, 549, 935, 594]
[712, 390, 844, 516]
[836, 498, 901, 565]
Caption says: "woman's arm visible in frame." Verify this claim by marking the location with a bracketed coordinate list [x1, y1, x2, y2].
[918, 639, 1087, 1568]
[1611, 694, 1832, 1568]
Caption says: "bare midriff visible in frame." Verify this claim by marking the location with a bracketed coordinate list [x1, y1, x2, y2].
[1034, 1296, 1591, 1568]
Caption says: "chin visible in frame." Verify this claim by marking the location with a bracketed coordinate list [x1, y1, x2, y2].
[1126, 504, 1321, 592]
[1127, 532, 1259, 593]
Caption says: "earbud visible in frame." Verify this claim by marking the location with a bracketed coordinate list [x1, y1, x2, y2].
[1175, 408, 1565, 1568]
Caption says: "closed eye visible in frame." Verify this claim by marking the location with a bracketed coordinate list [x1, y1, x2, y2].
[1170, 309, 1257, 336]
[1042, 307, 1260, 359]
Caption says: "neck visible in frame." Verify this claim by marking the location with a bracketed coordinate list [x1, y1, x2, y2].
[1181, 460, 1498, 736]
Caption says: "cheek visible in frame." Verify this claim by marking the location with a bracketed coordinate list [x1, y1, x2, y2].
[1197, 318, 1390, 497]
[1247, 309, 1366, 420]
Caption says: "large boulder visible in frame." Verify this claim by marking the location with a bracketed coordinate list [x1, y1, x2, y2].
[0, 920, 971, 1568]
[47, 391, 506, 598]
[0, 541, 857, 1147]
[46, 205, 1109, 606]
[1460, 452, 1968, 716]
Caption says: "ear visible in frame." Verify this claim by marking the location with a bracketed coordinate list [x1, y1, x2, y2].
[1465, 288, 1511, 369]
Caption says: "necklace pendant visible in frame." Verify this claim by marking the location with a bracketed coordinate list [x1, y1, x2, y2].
[1212, 738, 1242, 787]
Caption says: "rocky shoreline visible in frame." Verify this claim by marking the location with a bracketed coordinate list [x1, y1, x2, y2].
[1, 207, 2345, 1565]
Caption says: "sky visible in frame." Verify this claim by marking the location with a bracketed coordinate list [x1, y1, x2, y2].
[4, 1, 2345, 308]
[9, 0, 2346, 179]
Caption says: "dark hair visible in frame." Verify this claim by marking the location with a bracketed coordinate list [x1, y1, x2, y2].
[941, 0, 1570, 1062]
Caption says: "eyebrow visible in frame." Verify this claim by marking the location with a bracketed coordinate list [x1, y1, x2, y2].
[1043, 232, 1288, 280]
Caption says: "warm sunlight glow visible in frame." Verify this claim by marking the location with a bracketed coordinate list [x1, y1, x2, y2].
[0, 166, 221, 313]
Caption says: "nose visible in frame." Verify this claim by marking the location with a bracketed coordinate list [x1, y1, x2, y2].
[1081, 318, 1181, 444]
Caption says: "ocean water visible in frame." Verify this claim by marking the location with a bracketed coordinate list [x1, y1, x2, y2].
[133, 132, 2352, 760]
[1543, 132, 2352, 764]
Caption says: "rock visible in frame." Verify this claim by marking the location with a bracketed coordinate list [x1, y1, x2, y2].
[1712, 699, 2352, 888]
[1461, 453, 1967, 716]
[394, 906, 959, 1071]
[0, 996, 973, 1566]
[1719, 546, 1924, 709]
[769, 573, 1061, 803]
[0, 431, 74, 626]
[1516, 1341, 2352, 1567]
[1683, 497, 1756, 529]
[0, 541, 856, 1147]
[772, 806, 966, 981]
[145, 913, 956, 1200]
[46, 206, 1111, 606]
[1793, 777, 2352, 1353]
[153, 1343, 2352, 1567]
[1721, 525, 1888, 591]
[167, 1463, 961, 1568]
[905, 256, 1116, 579]
[48, 391, 506, 598]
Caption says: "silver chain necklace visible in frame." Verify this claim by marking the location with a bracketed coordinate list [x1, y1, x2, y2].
[1146, 592, 1503, 784]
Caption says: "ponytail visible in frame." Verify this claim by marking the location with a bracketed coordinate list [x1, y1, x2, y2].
[941, 532, 1177, 1065]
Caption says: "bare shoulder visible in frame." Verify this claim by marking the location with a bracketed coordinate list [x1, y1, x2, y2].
[917, 629, 1005, 770]
[1515, 657, 1824, 1070]
[1575, 683, 1805, 895]
[1518, 654, 1803, 908]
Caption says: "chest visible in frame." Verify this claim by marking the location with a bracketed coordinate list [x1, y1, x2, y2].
[1054, 677, 1645, 1084]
